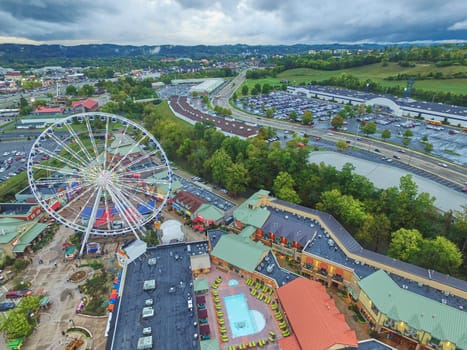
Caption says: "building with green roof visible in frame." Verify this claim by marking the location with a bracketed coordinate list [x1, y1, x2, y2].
[238, 226, 256, 240]
[210, 233, 269, 274]
[358, 269, 467, 350]
[0, 218, 27, 244]
[233, 190, 270, 229]
[195, 204, 224, 225]
[12, 222, 49, 255]
[193, 277, 209, 295]
[200, 339, 220, 350]
[145, 170, 182, 195]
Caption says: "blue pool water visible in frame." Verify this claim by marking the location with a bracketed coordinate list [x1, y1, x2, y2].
[224, 293, 257, 338]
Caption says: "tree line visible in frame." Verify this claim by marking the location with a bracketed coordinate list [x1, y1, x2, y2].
[137, 101, 466, 278]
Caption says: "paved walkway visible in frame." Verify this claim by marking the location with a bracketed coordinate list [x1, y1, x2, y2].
[1, 226, 109, 350]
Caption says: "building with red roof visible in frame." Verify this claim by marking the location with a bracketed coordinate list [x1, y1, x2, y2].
[71, 98, 99, 112]
[277, 278, 357, 350]
[170, 191, 206, 217]
[34, 106, 64, 114]
[5, 71, 22, 81]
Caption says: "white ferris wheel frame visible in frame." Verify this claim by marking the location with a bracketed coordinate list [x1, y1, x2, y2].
[27, 112, 172, 256]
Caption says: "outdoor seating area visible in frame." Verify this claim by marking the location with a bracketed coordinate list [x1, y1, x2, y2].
[271, 303, 290, 337]
[197, 295, 211, 340]
[247, 278, 273, 304]
[211, 276, 229, 343]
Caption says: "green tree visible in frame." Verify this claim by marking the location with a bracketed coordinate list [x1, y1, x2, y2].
[450, 206, 467, 251]
[388, 228, 423, 261]
[362, 122, 377, 136]
[0, 296, 41, 339]
[317, 189, 367, 232]
[403, 137, 411, 146]
[288, 111, 297, 121]
[331, 115, 344, 129]
[357, 104, 366, 116]
[403, 129, 414, 138]
[225, 162, 250, 195]
[262, 83, 272, 94]
[241, 85, 249, 96]
[79, 84, 95, 97]
[265, 108, 275, 118]
[356, 213, 391, 252]
[273, 171, 301, 204]
[366, 105, 373, 113]
[65, 84, 77, 95]
[381, 129, 391, 140]
[417, 236, 463, 274]
[205, 148, 233, 186]
[424, 142, 433, 153]
[301, 110, 313, 125]
[336, 140, 348, 152]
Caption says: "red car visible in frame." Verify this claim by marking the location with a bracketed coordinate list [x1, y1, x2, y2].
[6, 290, 31, 299]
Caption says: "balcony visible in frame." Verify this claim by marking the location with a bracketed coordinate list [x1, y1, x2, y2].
[318, 268, 328, 276]
[404, 330, 418, 341]
[332, 274, 343, 282]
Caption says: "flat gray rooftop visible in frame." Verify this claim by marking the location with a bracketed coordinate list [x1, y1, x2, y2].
[107, 242, 208, 350]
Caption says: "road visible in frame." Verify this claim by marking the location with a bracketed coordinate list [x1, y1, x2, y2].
[213, 71, 467, 189]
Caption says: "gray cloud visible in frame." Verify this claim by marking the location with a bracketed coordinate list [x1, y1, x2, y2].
[0, 0, 465, 45]
[0, 0, 106, 23]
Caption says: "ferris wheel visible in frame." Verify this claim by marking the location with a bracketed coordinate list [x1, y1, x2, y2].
[27, 112, 172, 256]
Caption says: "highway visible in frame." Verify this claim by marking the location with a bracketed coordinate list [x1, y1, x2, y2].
[213, 70, 467, 189]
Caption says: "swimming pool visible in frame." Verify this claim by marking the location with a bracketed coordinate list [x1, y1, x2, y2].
[224, 293, 265, 338]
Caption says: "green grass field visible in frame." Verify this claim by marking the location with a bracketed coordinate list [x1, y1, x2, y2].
[241, 63, 467, 94]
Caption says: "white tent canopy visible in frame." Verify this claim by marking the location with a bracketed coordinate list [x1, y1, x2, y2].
[160, 219, 185, 243]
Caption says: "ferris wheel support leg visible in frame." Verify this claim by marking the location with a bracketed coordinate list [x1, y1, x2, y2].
[79, 187, 103, 257]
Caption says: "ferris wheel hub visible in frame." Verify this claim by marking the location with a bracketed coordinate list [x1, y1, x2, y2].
[96, 169, 113, 187]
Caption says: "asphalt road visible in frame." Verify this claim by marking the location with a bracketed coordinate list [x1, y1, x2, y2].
[213, 71, 467, 189]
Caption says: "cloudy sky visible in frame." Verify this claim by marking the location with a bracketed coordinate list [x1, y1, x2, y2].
[0, 0, 466, 45]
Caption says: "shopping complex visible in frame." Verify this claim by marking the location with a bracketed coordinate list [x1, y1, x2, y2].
[106, 190, 467, 350]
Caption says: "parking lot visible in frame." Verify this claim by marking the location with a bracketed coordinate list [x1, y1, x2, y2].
[0, 140, 33, 181]
[235, 91, 343, 121]
[235, 90, 466, 166]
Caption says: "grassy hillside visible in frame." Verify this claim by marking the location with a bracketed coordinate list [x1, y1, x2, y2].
[241, 63, 467, 94]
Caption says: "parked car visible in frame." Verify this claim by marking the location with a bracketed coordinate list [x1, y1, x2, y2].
[6, 290, 31, 299]
[0, 302, 16, 311]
